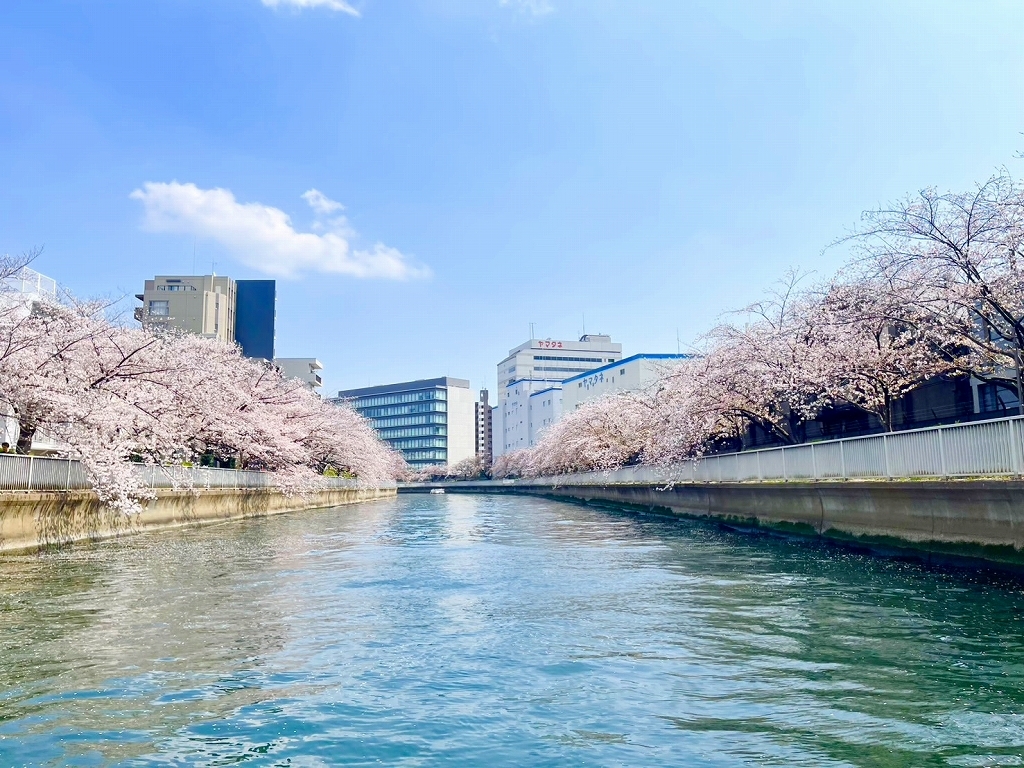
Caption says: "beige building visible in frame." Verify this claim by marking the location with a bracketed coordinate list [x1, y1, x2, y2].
[135, 275, 237, 343]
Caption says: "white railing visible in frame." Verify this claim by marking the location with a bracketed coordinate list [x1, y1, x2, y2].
[575, 415, 1024, 484]
[0, 455, 367, 492]
[461, 415, 1024, 488]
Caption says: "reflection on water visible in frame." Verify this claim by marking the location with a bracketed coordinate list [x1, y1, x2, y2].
[1, 494, 1024, 766]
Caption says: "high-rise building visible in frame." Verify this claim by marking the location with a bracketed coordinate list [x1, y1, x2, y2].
[135, 274, 276, 360]
[475, 388, 493, 465]
[135, 275, 238, 344]
[333, 378, 475, 468]
[493, 335, 623, 458]
[235, 280, 276, 360]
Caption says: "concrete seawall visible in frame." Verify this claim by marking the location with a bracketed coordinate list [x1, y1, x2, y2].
[402, 480, 1024, 571]
[0, 486, 396, 553]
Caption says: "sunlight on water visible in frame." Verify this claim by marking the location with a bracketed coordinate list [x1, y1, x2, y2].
[2, 494, 1024, 766]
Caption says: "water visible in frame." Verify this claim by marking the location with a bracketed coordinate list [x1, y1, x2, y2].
[1, 494, 1024, 767]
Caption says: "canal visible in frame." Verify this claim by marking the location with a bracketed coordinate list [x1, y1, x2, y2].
[1, 493, 1023, 766]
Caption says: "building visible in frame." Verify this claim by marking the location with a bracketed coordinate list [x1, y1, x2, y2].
[135, 274, 237, 343]
[276, 358, 323, 392]
[497, 334, 623, 391]
[562, 354, 691, 412]
[493, 334, 623, 458]
[334, 377, 475, 468]
[135, 275, 276, 359]
[475, 389, 493, 465]
[235, 280, 276, 360]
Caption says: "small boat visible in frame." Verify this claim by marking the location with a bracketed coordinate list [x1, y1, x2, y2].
[429, 488, 446, 495]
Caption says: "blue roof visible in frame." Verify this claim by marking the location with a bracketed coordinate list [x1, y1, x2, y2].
[529, 387, 561, 399]
[561, 353, 690, 384]
[503, 376, 564, 390]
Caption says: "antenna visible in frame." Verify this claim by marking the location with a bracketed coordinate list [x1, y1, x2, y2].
[582, 313, 586, 336]
[529, 322, 535, 340]
[676, 328, 681, 354]
[192, 236, 197, 275]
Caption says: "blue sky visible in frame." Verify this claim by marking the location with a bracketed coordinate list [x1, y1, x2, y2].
[1, 0, 1022, 395]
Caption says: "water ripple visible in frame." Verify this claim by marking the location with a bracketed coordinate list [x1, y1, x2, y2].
[1, 494, 1023, 766]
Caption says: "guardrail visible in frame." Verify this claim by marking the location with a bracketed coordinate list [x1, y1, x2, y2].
[0, 455, 366, 492]
[435, 415, 1024, 488]
[666, 415, 1024, 482]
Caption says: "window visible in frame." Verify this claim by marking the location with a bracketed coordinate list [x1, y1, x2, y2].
[980, 383, 1020, 413]
[620, 368, 626, 376]
[148, 300, 169, 317]
[532, 355, 603, 363]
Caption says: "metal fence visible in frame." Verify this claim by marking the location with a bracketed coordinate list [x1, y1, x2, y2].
[510, 414, 1024, 487]
[0, 455, 367, 492]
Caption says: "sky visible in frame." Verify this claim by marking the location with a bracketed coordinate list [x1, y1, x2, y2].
[1, 0, 1022, 396]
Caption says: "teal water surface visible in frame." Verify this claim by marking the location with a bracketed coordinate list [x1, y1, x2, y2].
[1, 493, 1024, 766]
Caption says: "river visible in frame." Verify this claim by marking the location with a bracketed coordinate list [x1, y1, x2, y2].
[1, 493, 1023, 766]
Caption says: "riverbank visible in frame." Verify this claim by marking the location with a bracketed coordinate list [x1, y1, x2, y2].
[401, 478, 1024, 571]
[0, 486, 396, 553]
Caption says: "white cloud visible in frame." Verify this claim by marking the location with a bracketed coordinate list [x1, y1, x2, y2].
[261, 0, 359, 17]
[130, 182, 429, 281]
[499, 0, 553, 16]
[301, 188, 345, 216]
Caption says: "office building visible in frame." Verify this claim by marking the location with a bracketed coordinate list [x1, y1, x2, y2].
[135, 275, 238, 344]
[497, 334, 623, 391]
[475, 389, 493, 465]
[276, 358, 323, 392]
[562, 354, 691, 412]
[334, 377, 475, 468]
[493, 334, 623, 458]
[499, 380, 563, 455]
[236, 280, 276, 360]
[135, 275, 276, 359]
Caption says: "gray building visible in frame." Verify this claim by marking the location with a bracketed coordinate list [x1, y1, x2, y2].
[333, 378, 476, 468]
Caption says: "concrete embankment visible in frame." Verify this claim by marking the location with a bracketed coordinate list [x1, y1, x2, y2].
[0, 486, 396, 553]
[402, 479, 1024, 571]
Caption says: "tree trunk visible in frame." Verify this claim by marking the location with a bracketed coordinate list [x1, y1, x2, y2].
[16, 420, 36, 454]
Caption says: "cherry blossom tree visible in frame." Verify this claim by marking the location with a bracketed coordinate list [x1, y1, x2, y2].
[808, 276, 956, 431]
[0, 287, 400, 512]
[843, 171, 1024, 398]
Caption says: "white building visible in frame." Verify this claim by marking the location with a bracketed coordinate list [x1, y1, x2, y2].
[497, 334, 622, 391]
[499, 381, 564, 455]
[562, 354, 690, 412]
[275, 358, 323, 392]
[493, 335, 623, 458]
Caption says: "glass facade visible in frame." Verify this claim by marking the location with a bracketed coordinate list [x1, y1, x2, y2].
[338, 381, 452, 467]
[235, 280, 276, 361]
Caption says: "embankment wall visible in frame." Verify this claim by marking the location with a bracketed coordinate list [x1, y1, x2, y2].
[403, 480, 1024, 570]
[0, 486, 396, 553]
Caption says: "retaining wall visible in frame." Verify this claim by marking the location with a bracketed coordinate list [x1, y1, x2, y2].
[0, 486, 396, 553]
[402, 479, 1024, 570]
